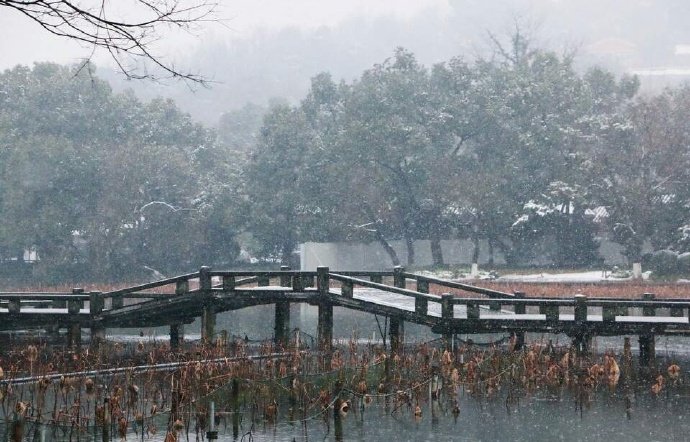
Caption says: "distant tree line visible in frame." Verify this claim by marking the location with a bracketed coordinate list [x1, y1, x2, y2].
[241, 34, 690, 271]
[0, 63, 244, 282]
[2, 35, 690, 283]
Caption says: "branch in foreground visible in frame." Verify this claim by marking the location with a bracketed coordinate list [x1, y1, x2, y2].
[1, 0, 218, 84]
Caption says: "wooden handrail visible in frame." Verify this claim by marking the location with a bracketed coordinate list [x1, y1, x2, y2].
[209, 270, 393, 278]
[210, 271, 318, 278]
[102, 272, 200, 298]
[0, 293, 90, 301]
[329, 273, 441, 301]
[447, 296, 690, 309]
[404, 273, 514, 299]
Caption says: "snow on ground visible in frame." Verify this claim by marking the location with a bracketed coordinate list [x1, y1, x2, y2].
[496, 270, 650, 283]
[416, 269, 651, 283]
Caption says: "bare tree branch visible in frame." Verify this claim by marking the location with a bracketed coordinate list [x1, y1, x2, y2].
[0, 0, 218, 84]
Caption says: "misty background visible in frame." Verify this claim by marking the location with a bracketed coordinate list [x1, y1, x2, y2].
[3, 0, 690, 284]
[4, 0, 690, 125]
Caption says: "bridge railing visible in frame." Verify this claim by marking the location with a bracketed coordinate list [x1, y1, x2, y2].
[0, 291, 91, 314]
[447, 294, 690, 322]
[96, 271, 202, 313]
[328, 272, 442, 316]
[210, 270, 319, 291]
[402, 270, 514, 299]
[209, 269, 395, 291]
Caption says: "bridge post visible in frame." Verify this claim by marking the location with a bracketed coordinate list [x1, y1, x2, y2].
[170, 279, 190, 351]
[292, 272, 304, 291]
[8, 298, 20, 314]
[467, 302, 480, 320]
[280, 265, 291, 287]
[68, 288, 84, 314]
[393, 266, 406, 289]
[274, 301, 290, 349]
[642, 292, 656, 317]
[67, 288, 83, 349]
[512, 292, 526, 351]
[222, 275, 235, 291]
[416, 279, 429, 315]
[199, 266, 212, 291]
[574, 294, 587, 323]
[170, 323, 184, 351]
[317, 267, 333, 351]
[639, 293, 656, 367]
[89, 291, 106, 348]
[389, 316, 404, 354]
[317, 302, 333, 352]
[573, 294, 590, 356]
[390, 267, 406, 353]
[317, 266, 329, 296]
[201, 306, 216, 345]
[200, 266, 216, 345]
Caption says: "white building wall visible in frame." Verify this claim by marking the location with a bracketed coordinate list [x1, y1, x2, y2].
[299, 238, 629, 271]
[300, 239, 506, 271]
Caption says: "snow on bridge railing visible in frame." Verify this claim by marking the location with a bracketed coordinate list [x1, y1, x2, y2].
[102, 271, 201, 298]
[403, 271, 515, 299]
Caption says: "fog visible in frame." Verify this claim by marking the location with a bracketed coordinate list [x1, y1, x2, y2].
[4, 0, 690, 124]
[100, 0, 690, 123]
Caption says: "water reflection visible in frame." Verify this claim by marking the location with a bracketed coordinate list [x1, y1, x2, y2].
[279, 385, 689, 442]
[3, 334, 690, 442]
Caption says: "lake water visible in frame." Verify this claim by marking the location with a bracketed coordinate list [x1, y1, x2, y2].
[8, 385, 688, 442]
[3, 352, 690, 442]
[212, 383, 690, 442]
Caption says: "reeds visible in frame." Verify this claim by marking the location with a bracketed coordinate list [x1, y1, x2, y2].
[0, 335, 686, 441]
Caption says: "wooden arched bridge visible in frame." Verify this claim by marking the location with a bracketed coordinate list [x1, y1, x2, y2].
[2, 266, 689, 364]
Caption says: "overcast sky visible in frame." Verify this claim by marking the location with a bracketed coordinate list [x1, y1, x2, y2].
[0, 0, 450, 71]
[4, 0, 690, 122]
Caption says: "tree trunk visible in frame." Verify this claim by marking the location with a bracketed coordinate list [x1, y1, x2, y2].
[487, 237, 495, 266]
[471, 224, 480, 265]
[374, 229, 401, 267]
[405, 235, 415, 266]
[430, 235, 444, 266]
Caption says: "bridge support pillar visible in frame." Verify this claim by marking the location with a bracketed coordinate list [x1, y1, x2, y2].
[67, 288, 83, 349]
[441, 294, 454, 351]
[201, 306, 216, 345]
[67, 323, 81, 349]
[639, 334, 655, 367]
[200, 266, 216, 345]
[170, 323, 184, 351]
[389, 317, 404, 354]
[639, 293, 656, 366]
[317, 302, 333, 351]
[274, 301, 290, 349]
[512, 292, 526, 351]
[89, 291, 105, 349]
[90, 326, 106, 348]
